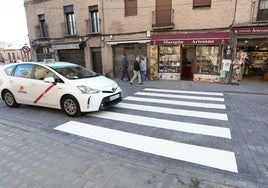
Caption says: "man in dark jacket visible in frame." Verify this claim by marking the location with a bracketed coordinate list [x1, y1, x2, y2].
[129, 57, 142, 85]
[121, 54, 130, 81]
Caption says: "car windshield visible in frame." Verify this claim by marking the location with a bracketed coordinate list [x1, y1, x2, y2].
[52, 65, 98, 80]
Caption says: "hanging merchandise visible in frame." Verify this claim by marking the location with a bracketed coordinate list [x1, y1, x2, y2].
[231, 51, 247, 85]
[222, 59, 232, 71]
[219, 59, 232, 83]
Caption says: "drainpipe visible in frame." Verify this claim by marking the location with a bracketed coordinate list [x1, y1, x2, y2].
[230, 0, 238, 27]
[251, 0, 257, 23]
[100, 0, 105, 47]
[229, 0, 238, 61]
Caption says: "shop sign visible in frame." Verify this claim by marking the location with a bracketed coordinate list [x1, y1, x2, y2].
[151, 32, 230, 46]
[234, 27, 268, 35]
[52, 43, 80, 50]
[153, 39, 229, 45]
[194, 74, 219, 82]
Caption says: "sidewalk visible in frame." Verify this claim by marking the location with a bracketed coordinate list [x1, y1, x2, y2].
[117, 79, 268, 95]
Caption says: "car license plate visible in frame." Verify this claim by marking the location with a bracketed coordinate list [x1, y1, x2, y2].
[109, 93, 120, 101]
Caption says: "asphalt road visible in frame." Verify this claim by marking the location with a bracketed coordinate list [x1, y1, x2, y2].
[0, 81, 267, 188]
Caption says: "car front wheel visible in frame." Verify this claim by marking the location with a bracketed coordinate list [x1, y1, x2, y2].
[61, 95, 81, 117]
[3, 90, 19, 107]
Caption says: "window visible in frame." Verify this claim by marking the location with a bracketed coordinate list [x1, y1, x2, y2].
[4, 65, 16, 76]
[125, 0, 137, 16]
[64, 5, 76, 35]
[193, 0, 211, 8]
[12, 52, 16, 62]
[38, 14, 48, 38]
[14, 64, 34, 78]
[8, 53, 11, 62]
[196, 46, 221, 74]
[257, 0, 268, 21]
[0, 53, 4, 62]
[34, 65, 62, 82]
[89, 6, 100, 33]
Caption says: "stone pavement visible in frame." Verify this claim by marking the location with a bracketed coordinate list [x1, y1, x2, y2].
[0, 122, 239, 188]
[0, 78, 267, 187]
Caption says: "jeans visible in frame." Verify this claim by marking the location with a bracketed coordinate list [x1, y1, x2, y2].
[140, 71, 146, 82]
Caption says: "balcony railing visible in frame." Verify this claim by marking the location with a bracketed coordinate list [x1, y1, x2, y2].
[85, 18, 100, 34]
[152, 9, 174, 29]
[61, 22, 77, 36]
[257, 9, 268, 22]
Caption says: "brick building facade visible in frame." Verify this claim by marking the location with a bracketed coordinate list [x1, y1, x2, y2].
[24, 0, 268, 82]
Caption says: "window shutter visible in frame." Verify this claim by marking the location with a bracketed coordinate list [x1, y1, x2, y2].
[193, 0, 211, 7]
[125, 0, 137, 16]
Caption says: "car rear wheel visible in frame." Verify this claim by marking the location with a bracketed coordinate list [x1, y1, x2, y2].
[3, 90, 19, 107]
[61, 95, 81, 117]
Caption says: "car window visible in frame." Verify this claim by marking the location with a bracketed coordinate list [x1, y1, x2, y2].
[14, 64, 33, 78]
[4, 65, 16, 75]
[34, 65, 63, 83]
[52, 65, 98, 79]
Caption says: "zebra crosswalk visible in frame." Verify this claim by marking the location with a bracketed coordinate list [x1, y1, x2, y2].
[54, 88, 238, 173]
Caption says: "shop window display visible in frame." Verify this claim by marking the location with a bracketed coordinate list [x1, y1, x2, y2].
[159, 46, 180, 73]
[196, 46, 221, 74]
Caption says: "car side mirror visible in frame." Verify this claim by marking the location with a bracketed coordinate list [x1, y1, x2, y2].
[44, 77, 56, 85]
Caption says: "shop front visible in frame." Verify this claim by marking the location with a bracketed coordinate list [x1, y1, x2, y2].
[52, 42, 85, 67]
[149, 31, 230, 82]
[234, 26, 268, 81]
[108, 41, 148, 78]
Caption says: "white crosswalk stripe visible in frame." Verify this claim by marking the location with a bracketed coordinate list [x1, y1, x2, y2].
[135, 92, 225, 101]
[90, 111, 231, 138]
[115, 103, 228, 121]
[124, 96, 226, 109]
[54, 88, 238, 173]
[55, 121, 237, 173]
[143, 88, 224, 96]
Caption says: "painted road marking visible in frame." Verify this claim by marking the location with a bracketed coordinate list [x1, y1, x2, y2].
[124, 96, 226, 109]
[55, 121, 238, 173]
[144, 88, 224, 96]
[115, 103, 228, 121]
[135, 92, 224, 102]
[89, 111, 231, 139]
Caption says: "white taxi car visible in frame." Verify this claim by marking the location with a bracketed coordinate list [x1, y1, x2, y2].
[0, 61, 122, 117]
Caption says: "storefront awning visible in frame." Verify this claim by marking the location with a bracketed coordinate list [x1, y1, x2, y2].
[151, 31, 230, 45]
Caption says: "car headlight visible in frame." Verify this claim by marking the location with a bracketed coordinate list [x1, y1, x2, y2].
[77, 85, 100, 94]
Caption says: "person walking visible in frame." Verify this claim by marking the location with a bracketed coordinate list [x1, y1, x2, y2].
[129, 57, 142, 85]
[121, 54, 130, 81]
[139, 56, 147, 83]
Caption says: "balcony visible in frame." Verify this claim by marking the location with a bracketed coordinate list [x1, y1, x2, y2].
[85, 18, 100, 34]
[152, 9, 174, 30]
[257, 9, 268, 22]
[61, 22, 77, 36]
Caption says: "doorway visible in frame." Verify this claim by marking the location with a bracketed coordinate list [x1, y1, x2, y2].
[181, 46, 194, 80]
[91, 48, 103, 75]
[237, 38, 268, 82]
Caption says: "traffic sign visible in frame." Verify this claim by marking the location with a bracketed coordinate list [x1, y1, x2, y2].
[22, 46, 30, 53]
